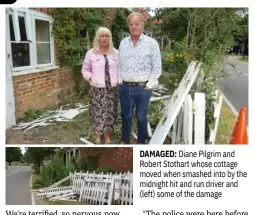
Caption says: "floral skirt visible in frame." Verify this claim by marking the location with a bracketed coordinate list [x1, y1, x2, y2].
[89, 85, 118, 134]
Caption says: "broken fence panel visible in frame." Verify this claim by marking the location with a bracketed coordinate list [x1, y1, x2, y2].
[46, 175, 71, 190]
[149, 61, 201, 145]
[35, 171, 133, 205]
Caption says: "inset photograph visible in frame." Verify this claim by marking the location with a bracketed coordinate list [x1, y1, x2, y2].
[6, 147, 133, 205]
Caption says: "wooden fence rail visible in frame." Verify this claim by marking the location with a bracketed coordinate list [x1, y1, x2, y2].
[148, 61, 223, 145]
[35, 171, 133, 205]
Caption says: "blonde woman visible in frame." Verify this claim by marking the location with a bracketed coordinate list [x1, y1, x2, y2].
[81, 27, 118, 144]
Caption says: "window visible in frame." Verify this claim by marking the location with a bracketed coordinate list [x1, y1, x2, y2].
[6, 8, 56, 75]
[9, 14, 31, 68]
[35, 19, 51, 64]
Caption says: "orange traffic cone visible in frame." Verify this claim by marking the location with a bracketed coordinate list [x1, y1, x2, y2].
[230, 107, 248, 144]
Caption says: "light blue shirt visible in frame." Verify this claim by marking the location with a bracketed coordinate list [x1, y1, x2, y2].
[117, 34, 162, 89]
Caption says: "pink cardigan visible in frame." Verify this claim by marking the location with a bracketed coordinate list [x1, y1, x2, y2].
[81, 49, 118, 88]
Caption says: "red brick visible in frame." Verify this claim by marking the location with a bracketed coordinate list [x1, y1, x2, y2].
[97, 148, 133, 172]
[13, 66, 78, 118]
[19, 87, 29, 92]
[22, 90, 33, 95]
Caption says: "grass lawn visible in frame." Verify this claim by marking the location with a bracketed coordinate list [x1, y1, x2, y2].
[31, 174, 40, 189]
[215, 101, 237, 144]
[69, 72, 174, 144]
[238, 57, 248, 63]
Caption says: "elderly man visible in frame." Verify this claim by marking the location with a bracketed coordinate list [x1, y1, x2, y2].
[118, 12, 162, 144]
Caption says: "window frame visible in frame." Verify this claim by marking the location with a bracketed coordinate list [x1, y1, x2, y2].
[6, 8, 56, 75]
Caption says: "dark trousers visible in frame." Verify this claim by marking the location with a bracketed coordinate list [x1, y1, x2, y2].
[119, 83, 152, 144]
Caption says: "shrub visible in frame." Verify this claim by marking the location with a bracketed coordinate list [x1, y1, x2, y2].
[33, 154, 76, 188]
[95, 163, 120, 174]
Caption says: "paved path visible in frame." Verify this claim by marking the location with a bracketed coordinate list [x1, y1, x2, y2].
[220, 57, 248, 115]
[6, 166, 34, 205]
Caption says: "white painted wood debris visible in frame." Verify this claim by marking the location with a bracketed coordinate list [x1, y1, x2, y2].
[59, 108, 86, 120]
[150, 95, 171, 102]
[131, 132, 137, 140]
[37, 186, 73, 199]
[46, 175, 71, 190]
[149, 61, 201, 144]
[147, 122, 152, 137]
[35, 171, 133, 205]
[13, 104, 88, 131]
[152, 91, 161, 97]
[80, 137, 95, 145]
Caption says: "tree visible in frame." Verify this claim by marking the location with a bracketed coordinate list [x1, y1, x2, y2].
[50, 8, 106, 95]
[149, 8, 248, 142]
[232, 10, 248, 56]
[152, 8, 248, 90]
[6, 147, 22, 165]
[50, 8, 106, 66]
[111, 8, 130, 48]
[23, 148, 57, 174]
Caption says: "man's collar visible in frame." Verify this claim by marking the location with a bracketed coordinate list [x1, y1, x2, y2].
[128, 33, 145, 41]
[139, 33, 145, 41]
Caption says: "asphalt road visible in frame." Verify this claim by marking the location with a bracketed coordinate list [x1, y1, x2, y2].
[220, 57, 248, 114]
[6, 166, 33, 205]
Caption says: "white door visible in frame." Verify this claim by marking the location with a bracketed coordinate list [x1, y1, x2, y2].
[6, 13, 16, 129]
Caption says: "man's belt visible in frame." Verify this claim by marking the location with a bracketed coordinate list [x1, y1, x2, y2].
[123, 81, 148, 87]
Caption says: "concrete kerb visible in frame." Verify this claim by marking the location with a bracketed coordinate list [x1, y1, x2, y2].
[218, 89, 249, 136]
[218, 89, 238, 116]
[30, 175, 35, 205]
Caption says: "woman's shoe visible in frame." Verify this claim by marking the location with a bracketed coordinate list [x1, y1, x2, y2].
[104, 137, 111, 144]
[95, 137, 102, 144]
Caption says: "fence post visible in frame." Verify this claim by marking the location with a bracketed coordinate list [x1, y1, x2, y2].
[183, 95, 193, 144]
[194, 93, 205, 144]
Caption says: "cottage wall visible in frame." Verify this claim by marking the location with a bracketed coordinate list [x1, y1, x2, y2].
[97, 147, 133, 172]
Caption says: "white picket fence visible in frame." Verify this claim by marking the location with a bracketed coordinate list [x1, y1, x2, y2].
[160, 90, 222, 144]
[148, 61, 223, 145]
[35, 171, 133, 205]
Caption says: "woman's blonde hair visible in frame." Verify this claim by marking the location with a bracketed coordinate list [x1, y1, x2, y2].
[93, 27, 118, 55]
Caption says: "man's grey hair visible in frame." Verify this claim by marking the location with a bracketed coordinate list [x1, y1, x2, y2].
[127, 12, 145, 25]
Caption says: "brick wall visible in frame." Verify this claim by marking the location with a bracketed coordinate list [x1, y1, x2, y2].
[30, 8, 50, 14]
[97, 148, 133, 172]
[13, 67, 76, 119]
